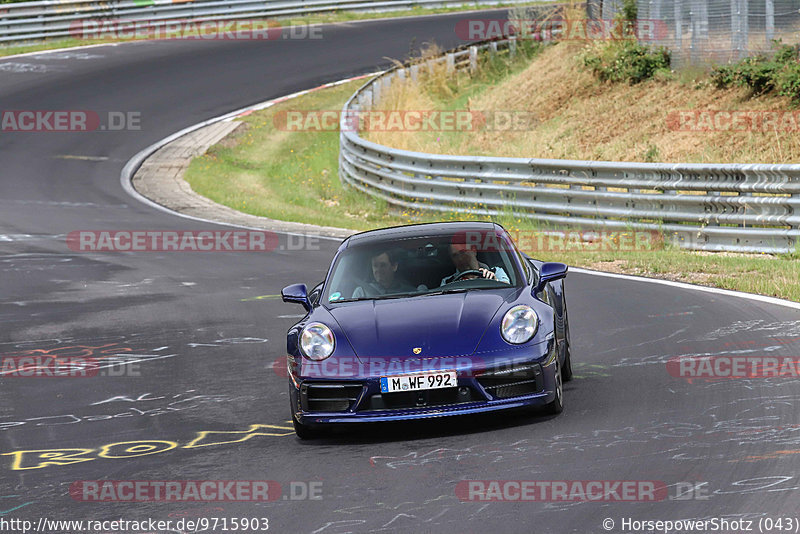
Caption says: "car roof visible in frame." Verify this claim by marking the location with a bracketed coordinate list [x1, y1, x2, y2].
[342, 221, 504, 248]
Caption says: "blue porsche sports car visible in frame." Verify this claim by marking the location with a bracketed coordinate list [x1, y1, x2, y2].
[281, 221, 571, 438]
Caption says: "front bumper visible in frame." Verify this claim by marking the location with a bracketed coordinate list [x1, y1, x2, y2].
[290, 340, 559, 426]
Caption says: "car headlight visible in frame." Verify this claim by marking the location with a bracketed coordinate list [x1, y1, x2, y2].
[300, 322, 335, 361]
[501, 305, 538, 344]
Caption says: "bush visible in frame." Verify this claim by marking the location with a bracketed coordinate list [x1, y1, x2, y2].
[711, 41, 800, 101]
[579, 0, 670, 84]
[581, 41, 671, 84]
[776, 61, 800, 101]
[711, 54, 776, 94]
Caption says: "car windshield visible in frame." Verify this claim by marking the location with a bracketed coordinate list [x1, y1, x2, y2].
[323, 230, 521, 303]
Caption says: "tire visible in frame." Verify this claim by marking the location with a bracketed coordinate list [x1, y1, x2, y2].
[543, 359, 564, 415]
[292, 413, 322, 440]
[561, 307, 573, 382]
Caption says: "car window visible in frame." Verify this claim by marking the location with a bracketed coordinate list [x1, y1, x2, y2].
[323, 232, 521, 303]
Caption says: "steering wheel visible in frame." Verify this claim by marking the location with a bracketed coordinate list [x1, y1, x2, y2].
[452, 269, 485, 282]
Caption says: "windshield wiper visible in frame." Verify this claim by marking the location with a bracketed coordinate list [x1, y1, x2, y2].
[370, 292, 419, 300]
[331, 292, 419, 303]
[421, 288, 471, 297]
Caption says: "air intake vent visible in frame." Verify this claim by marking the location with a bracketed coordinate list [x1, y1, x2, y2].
[300, 382, 363, 412]
[477, 363, 544, 399]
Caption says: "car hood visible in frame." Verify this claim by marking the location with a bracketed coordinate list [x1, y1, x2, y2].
[327, 291, 508, 358]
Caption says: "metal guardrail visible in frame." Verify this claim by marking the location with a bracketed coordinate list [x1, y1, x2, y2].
[0, 0, 537, 44]
[339, 40, 800, 254]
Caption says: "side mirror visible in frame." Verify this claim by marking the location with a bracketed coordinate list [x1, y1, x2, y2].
[535, 262, 568, 293]
[281, 283, 311, 312]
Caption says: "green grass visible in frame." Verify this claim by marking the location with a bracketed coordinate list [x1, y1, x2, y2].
[183, 47, 800, 302]
[538, 247, 800, 301]
[0, 38, 108, 58]
[465, 211, 800, 301]
[185, 78, 514, 230]
[185, 80, 411, 230]
[183, 45, 547, 230]
[0, 2, 554, 58]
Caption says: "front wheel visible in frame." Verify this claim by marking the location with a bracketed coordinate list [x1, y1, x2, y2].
[543, 359, 563, 415]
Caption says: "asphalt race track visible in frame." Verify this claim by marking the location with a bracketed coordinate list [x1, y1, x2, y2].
[1, 11, 800, 534]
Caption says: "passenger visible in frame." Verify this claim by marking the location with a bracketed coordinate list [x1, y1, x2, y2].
[352, 249, 416, 298]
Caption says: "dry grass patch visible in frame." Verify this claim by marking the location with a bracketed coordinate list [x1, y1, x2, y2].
[370, 41, 800, 164]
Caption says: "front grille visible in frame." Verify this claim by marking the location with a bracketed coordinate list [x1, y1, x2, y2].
[300, 382, 363, 412]
[364, 386, 479, 411]
[477, 363, 544, 399]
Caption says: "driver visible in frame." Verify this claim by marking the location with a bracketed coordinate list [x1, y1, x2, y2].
[352, 249, 416, 298]
[441, 242, 510, 286]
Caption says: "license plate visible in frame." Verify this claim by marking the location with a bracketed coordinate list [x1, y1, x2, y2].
[380, 370, 457, 393]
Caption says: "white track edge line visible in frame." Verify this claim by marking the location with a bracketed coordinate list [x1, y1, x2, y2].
[570, 267, 800, 311]
[0, 42, 123, 61]
[119, 71, 382, 242]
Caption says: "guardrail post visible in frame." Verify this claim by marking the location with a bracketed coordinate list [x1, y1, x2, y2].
[410, 64, 419, 82]
[382, 75, 392, 97]
[509, 36, 516, 58]
[373, 81, 382, 106]
[446, 52, 455, 75]
[469, 46, 478, 72]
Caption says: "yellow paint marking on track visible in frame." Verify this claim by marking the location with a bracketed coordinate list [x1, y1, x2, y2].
[1, 422, 295, 470]
[734, 449, 800, 462]
[184, 424, 295, 448]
